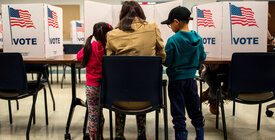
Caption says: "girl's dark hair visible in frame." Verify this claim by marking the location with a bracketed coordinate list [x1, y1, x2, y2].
[82, 22, 113, 67]
[118, 1, 146, 31]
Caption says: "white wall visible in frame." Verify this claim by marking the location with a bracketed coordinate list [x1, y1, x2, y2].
[0, 0, 221, 21]
[0, 0, 85, 20]
[183, 0, 216, 10]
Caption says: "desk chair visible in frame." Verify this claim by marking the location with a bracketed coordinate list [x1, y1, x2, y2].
[0, 53, 49, 140]
[61, 44, 83, 88]
[96, 56, 168, 140]
[25, 64, 56, 111]
[216, 52, 275, 140]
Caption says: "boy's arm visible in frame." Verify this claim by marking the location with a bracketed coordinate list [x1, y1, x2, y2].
[154, 23, 166, 63]
[163, 38, 174, 67]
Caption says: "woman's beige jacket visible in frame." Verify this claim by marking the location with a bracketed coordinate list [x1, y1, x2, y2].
[106, 17, 166, 63]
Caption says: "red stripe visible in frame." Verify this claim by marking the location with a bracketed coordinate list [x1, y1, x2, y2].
[48, 10, 59, 28]
[10, 9, 35, 28]
[231, 7, 258, 27]
[197, 9, 215, 28]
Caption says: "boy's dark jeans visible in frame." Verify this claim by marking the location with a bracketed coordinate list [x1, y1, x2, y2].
[168, 79, 204, 132]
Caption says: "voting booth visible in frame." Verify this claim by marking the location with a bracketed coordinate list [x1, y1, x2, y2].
[70, 20, 84, 44]
[0, 21, 2, 49]
[2, 4, 63, 58]
[192, 1, 268, 58]
[84, 0, 182, 44]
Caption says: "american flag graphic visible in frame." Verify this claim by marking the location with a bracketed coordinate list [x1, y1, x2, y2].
[76, 22, 84, 32]
[230, 4, 258, 27]
[9, 7, 36, 28]
[197, 8, 215, 28]
[48, 8, 59, 28]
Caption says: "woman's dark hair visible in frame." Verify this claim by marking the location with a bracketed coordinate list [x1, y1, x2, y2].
[118, 1, 146, 31]
[82, 22, 113, 67]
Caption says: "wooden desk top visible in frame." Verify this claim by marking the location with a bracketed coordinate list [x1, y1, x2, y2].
[202, 57, 231, 64]
[23, 54, 79, 64]
[18, 53, 231, 65]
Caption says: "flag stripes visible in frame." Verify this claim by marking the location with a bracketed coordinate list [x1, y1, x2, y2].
[197, 8, 215, 28]
[9, 8, 35, 28]
[231, 5, 258, 27]
[76, 22, 84, 32]
[48, 8, 59, 28]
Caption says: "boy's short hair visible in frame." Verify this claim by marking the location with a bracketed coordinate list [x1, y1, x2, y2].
[161, 6, 193, 25]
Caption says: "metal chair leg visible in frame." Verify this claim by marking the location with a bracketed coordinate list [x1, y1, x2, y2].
[257, 104, 262, 130]
[26, 93, 38, 140]
[109, 110, 113, 140]
[50, 65, 53, 84]
[33, 95, 36, 124]
[78, 68, 81, 83]
[219, 86, 227, 140]
[56, 65, 59, 83]
[16, 99, 19, 110]
[61, 65, 67, 89]
[26, 73, 41, 140]
[45, 70, 55, 111]
[8, 100, 13, 124]
[162, 80, 168, 140]
[233, 101, 235, 116]
[155, 109, 159, 140]
[43, 88, 49, 125]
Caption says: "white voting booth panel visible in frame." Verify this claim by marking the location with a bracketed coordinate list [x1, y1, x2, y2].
[192, 2, 222, 58]
[193, 1, 267, 59]
[140, 5, 155, 23]
[222, 2, 267, 58]
[0, 21, 3, 48]
[44, 5, 63, 58]
[85, 0, 182, 44]
[112, 5, 122, 28]
[84, 1, 112, 40]
[71, 20, 84, 44]
[2, 4, 63, 58]
[112, 5, 155, 27]
[154, 0, 182, 44]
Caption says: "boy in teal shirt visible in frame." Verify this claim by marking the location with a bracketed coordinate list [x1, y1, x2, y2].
[161, 6, 206, 140]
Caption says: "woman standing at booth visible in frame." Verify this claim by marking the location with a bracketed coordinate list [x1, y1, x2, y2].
[106, 1, 166, 140]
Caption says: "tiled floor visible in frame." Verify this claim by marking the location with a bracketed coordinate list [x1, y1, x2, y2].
[1, 71, 275, 140]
